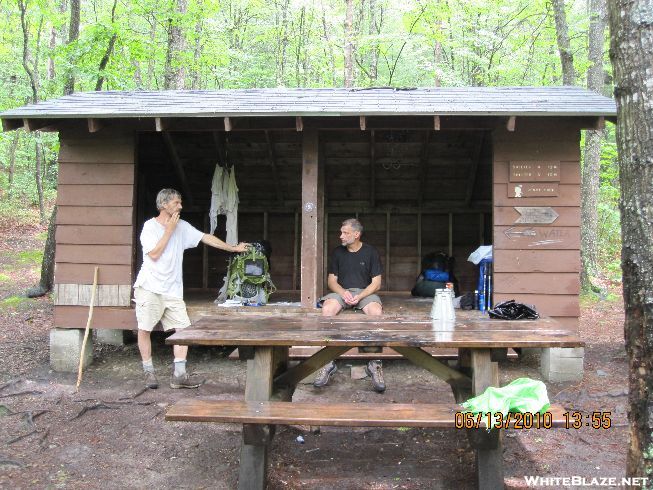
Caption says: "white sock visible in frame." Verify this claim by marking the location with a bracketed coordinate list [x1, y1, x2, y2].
[173, 359, 187, 377]
[142, 359, 154, 373]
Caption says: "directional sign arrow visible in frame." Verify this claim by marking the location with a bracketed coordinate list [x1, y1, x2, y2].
[514, 206, 559, 224]
[504, 227, 537, 239]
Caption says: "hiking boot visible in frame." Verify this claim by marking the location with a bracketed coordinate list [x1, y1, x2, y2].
[313, 362, 337, 388]
[144, 371, 158, 389]
[365, 360, 386, 393]
[170, 373, 203, 389]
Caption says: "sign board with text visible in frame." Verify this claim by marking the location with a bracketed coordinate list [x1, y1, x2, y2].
[510, 161, 561, 182]
[508, 183, 559, 198]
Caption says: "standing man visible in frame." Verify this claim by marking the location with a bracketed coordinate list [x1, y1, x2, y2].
[134, 188, 248, 389]
[314, 218, 386, 392]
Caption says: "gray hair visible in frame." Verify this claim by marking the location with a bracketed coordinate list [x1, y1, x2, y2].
[156, 188, 182, 210]
[342, 218, 363, 234]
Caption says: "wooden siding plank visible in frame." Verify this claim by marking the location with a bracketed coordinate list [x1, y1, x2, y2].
[54, 264, 132, 284]
[57, 206, 133, 225]
[54, 305, 136, 329]
[493, 272, 579, 295]
[56, 225, 133, 245]
[57, 185, 133, 207]
[56, 244, 132, 265]
[59, 135, 135, 164]
[493, 226, 580, 250]
[493, 184, 580, 207]
[493, 161, 581, 185]
[58, 163, 135, 185]
[492, 293, 579, 317]
[493, 249, 580, 273]
[493, 206, 580, 227]
[492, 140, 580, 162]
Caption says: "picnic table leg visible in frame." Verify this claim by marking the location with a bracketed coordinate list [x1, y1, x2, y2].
[470, 349, 503, 490]
[238, 346, 287, 490]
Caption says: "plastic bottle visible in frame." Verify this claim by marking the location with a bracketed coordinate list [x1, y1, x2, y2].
[474, 290, 479, 310]
[479, 289, 486, 312]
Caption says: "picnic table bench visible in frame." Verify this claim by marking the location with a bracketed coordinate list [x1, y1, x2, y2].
[165, 314, 583, 489]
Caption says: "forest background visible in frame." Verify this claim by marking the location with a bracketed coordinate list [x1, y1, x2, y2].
[0, 0, 618, 291]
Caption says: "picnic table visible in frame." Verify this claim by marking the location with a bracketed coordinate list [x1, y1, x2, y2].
[166, 314, 583, 489]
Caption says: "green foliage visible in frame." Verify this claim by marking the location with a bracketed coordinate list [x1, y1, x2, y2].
[0, 0, 621, 281]
[0, 295, 29, 310]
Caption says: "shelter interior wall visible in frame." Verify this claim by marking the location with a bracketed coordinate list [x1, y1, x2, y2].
[136, 128, 493, 294]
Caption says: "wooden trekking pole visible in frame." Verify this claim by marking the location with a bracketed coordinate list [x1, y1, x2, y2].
[76, 266, 99, 391]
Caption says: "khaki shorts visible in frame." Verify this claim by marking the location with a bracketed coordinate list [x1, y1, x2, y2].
[134, 287, 191, 332]
[319, 288, 383, 311]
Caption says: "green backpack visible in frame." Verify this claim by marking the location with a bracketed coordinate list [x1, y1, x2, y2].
[225, 243, 276, 304]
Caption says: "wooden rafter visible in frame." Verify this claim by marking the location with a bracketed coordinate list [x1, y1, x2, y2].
[162, 132, 194, 206]
[359, 116, 366, 131]
[264, 130, 284, 204]
[465, 132, 486, 206]
[87, 118, 103, 133]
[433, 115, 441, 130]
[506, 116, 516, 131]
[295, 116, 303, 132]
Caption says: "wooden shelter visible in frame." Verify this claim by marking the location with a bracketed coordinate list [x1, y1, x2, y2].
[1, 87, 616, 371]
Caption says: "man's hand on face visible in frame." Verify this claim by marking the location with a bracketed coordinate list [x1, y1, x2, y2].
[166, 212, 180, 233]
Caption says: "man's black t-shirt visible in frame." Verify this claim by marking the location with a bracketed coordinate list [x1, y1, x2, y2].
[328, 243, 384, 289]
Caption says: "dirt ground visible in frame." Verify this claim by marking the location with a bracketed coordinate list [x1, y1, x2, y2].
[0, 217, 629, 489]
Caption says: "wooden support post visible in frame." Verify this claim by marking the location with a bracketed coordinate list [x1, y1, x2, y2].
[359, 116, 366, 131]
[417, 212, 422, 274]
[300, 128, 323, 307]
[202, 213, 209, 289]
[239, 347, 276, 490]
[292, 212, 299, 291]
[369, 130, 376, 207]
[87, 118, 103, 133]
[296, 116, 303, 132]
[385, 211, 391, 291]
[263, 211, 268, 241]
[323, 213, 329, 292]
[506, 116, 516, 132]
[433, 115, 441, 130]
[471, 349, 503, 490]
[224, 117, 232, 132]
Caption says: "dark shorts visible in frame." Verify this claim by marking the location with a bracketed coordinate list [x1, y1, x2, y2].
[319, 288, 383, 310]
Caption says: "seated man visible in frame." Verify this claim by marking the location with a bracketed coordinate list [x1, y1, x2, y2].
[314, 218, 386, 392]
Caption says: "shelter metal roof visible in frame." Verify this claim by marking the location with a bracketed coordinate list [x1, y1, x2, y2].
[1, 87, 616, 120]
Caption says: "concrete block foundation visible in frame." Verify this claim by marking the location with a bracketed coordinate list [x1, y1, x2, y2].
[95, 329, 126, 346]
[541, 347, 584, 382]
[50, 328, 93, 372]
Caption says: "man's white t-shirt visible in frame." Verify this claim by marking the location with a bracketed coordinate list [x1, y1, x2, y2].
[134, 218, 204, 299]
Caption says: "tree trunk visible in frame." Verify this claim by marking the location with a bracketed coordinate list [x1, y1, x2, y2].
[146, 15, 157, 88]
[34, 135, 45, 223]
[7, 132, 20, 197]
[63, 0, 80, 95]
[608, 0, 653, 479]
[95, 0, 118, 91]
[580, 0, 607, 291]
[164, 0, 188, 90]
[321, 5, 337, 86]
[344, 0, 354, 88]
[551, 0, 576, 85]
[27, 206, 57, 298]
